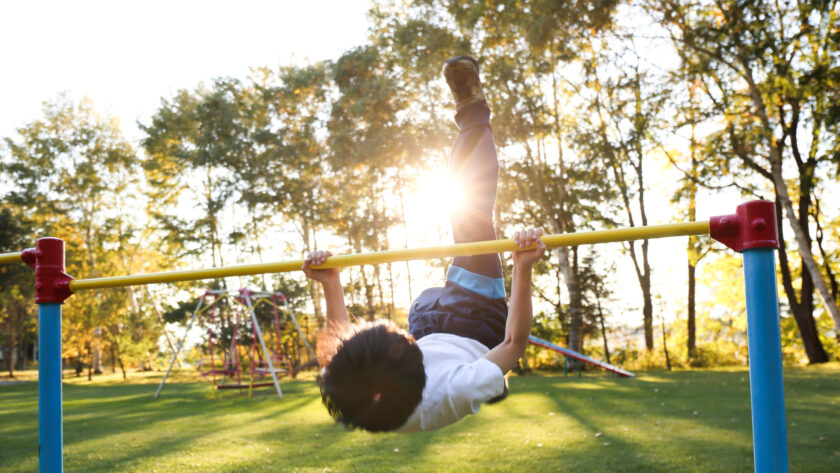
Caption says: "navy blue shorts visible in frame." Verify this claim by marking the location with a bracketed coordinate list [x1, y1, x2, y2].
[409, 265, 508, 350]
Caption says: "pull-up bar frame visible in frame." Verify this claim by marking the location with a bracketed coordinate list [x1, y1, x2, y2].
[61, 221, 712, 292]
[0, 200, 788, 473]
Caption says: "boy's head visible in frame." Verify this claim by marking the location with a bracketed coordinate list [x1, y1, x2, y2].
[317, 320, 426, 432]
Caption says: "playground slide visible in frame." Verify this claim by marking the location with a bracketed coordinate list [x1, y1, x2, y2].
[527, 335, 634, 378]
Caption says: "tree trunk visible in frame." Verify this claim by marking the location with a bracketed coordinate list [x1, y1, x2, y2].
[395, 166, 413, 302]
[18, 343, 27, 371]
[361, 267, 376, 321]
[607, 149, 653, 351]
[387, 263, 396, 320]
[352, 234, 376, 320]
[302, 218, 323, 325]
[374, 264, 386, 317]
[5, 343, 13, 378]
[687, 259, 697, 360]
[641, 256, 654, 351]
[346, 235, 359, 311]
[563, 247, 583, 367]
[686, 190, 698, 360]
[86, 343, 93, 381]
[546, 64, 585, 367]
[633, 68, 653, 352]
[686, 127, 699, 360]
[93, 327, 103, 374]
[75, 351, 83, 377]
[743, 74, 840, 336]
[373, 196, 386, 317]
[793, 163, 825, 359]
[597, 301, 611, 365]
[249, 207, 270, 290]
[118, 355, 126, 380]
[10, 326, 17, 377]
[774, 197, 828, 364]
[661, 313, 672, 371]
[813, 201, 839, 304]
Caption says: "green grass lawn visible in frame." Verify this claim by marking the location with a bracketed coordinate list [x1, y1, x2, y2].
[1, 365, 838, 472]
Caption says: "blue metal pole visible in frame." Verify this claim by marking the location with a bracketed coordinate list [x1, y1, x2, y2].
[38, 303, 63, 473]
[742, 248, 788, 473]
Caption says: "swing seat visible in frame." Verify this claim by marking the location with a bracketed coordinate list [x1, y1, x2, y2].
[200, 368, 238, 377]
[201, 367, 237, 373]
[251, 357, 290, 378]
[253, 367, 288, 375]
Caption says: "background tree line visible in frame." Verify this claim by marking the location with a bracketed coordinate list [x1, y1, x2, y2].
[1, 0, 838, 377]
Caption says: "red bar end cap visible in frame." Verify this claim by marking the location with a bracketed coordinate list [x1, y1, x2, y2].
[710, 200, 779, 252]
[21, 248, 38, 269]
[33, 237, 74, 304]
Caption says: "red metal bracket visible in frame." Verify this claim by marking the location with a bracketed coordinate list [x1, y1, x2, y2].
[236, 288, 251, 305]
[24, 238, 74, 304]
[710, 200, 779, 252]
[21, 247, 38, 269]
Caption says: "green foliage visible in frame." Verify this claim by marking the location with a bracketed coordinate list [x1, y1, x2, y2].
[1, 96, 167, 374]
[650, 0, 840, 362]
[3, 0, 839, 375]
[141, 80, 245, 263]
[161, 299, 198, 325]
[0, 207, 36, 376]
[816, 311, 840, 360]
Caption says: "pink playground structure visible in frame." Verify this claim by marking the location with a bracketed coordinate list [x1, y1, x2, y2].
[154, 288, 315, 399]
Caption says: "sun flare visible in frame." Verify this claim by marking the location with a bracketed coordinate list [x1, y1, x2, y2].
[402, 167, 465, 238]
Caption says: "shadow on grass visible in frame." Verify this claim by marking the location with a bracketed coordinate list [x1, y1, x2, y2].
[0, 378, 320, 472]
[2, 367, 838, 472]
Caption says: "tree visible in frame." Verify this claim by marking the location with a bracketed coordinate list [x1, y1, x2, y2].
[572, 35, 671, 351]
[371, 13, 468, 303]
[257, 63, 335, 322]
[376, 0, 620, 358]
[2, 95, 141, 378]
[328, 46, 417, 320]
[142, 80, 246, 268]
[579, 252, 616, 365]
[650, 0, 840, 362]
[0, 207, 35, 377]
[668, 76, 715, 361]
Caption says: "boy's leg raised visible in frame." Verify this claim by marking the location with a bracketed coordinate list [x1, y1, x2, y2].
[444, 57, 502, 280]
[407, 56, 507, 351]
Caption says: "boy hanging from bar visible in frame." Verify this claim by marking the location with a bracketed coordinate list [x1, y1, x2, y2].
[303, 56, 547, 432]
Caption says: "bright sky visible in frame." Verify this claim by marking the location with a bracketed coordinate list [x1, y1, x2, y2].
[0, 0, 372, 143]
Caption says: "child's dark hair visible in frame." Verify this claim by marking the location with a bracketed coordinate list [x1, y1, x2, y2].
[317, 320, 426, 432]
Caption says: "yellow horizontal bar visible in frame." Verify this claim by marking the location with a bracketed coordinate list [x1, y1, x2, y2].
[0, 252, 23, 265]
[68, 221, 710, 292]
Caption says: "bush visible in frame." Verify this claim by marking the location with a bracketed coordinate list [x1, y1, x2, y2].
[688, 344, 742, 368]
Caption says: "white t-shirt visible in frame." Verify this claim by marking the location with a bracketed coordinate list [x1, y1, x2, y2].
[396, 333, 505, 433]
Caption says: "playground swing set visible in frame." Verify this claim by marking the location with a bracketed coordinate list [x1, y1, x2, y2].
[0, 200, 789, 473]
[153, 288, 316, 400]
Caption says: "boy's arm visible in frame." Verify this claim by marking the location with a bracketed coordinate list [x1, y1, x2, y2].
[484, 228, 546, 374]
[302, 250, 351, 331]
[320, 277, 351, 330]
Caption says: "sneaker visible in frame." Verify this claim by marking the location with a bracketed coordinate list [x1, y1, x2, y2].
[442, 56, 486, 109]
